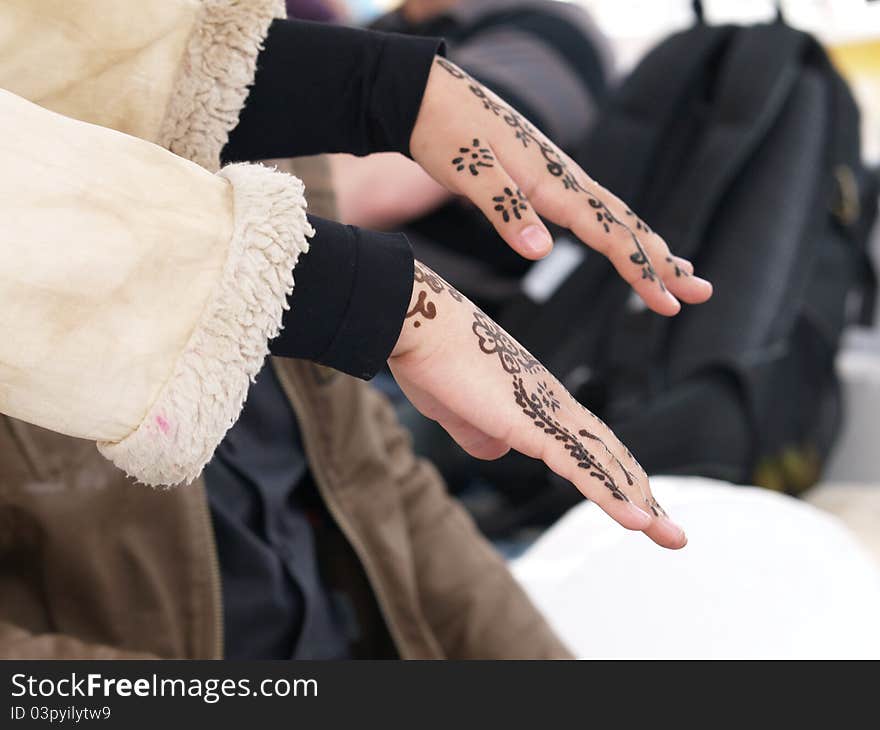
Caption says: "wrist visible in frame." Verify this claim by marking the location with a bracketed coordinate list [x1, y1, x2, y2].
[275, 220, 414, 379]
[390, 264, 424, 360]
[390, 260, 465, 361]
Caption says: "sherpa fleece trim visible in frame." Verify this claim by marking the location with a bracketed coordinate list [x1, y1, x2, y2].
[98, 163, 314, 486]
[158, 0, 286, 172]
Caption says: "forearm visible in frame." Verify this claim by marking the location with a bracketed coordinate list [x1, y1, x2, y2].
[331, 153, 451, 229]
[223, 19, 444, 161]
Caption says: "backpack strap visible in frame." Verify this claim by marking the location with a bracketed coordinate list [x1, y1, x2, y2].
[693, 0, 785, 25]
[580, 24, 736, 203]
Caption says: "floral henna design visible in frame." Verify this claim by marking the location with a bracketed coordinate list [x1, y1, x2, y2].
[493, 187, 528, 222]
[665, 256, 690, 278]
[591, 198, 615, 233]
[407, 263, 466, 328]
[472, 310, 542, 375]
[436, 57, 466, 79]
[435, 58, 661, 288]
[577, 429, 635, 488]
[626, 209, 652, 234]
[414, 262, 463, 302]
[572, 400, 645, 483]
[537, 380, 560, 413]
[452, 139, 494, 176]
[512, 375, 628, 502]
[647, 496, 667, 518]
[468, 310, 628, 502]
[571, 402, 666, 515]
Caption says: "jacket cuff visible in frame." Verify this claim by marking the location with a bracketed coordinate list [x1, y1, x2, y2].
[271, 218, 414, 380]
[98, 163, 313, 486]
[158, 0, 287, 172]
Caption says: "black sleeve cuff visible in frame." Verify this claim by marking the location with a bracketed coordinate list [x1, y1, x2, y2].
[369, 31, 445, 156]
[270, 216, 415, 380]
[222, 19, 445, 162]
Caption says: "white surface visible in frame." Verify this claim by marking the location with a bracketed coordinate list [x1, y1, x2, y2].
[522, 237, 586, 303]
[824, 348, 880, 483]
[513, 477, 880, 659]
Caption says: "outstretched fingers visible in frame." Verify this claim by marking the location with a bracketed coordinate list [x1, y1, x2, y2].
[550, 389, 688, 549]
[520, 155, 712, 316]
[445, 138, 553, 259]
[432, 60, 711, 314]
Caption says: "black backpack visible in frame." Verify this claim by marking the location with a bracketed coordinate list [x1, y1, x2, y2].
[456, 16, 878, 537]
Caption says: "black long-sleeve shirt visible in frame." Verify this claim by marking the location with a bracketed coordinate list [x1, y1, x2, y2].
[210, 18, 442, 660]
[223, 19, 444, 380]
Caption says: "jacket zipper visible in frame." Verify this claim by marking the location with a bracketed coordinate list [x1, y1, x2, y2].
[194, 480, 224, 659]
[274, 365, 413, 659]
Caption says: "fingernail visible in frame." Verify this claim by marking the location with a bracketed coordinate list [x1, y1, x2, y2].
[664, 291, 681, 313]
[693, 276, 713, 289]
[660, 516, 687, 545]
[519, 225, 553, 256]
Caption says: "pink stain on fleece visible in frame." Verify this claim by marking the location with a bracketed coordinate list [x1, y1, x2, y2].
[155, 415, 170, 435]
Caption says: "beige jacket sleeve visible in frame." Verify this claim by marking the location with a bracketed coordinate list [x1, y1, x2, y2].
[0, 0, 285, 171]
[0, 1, 311, 485]
[0, 89, 311, 486]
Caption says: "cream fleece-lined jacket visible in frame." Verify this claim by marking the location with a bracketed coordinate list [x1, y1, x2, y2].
[0, 0, 314, 485]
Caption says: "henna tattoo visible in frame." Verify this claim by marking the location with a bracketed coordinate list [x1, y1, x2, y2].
[577, 429, 634, 488]
[665, 256, 689, 278]
[571, 402, 641, 488]
[591, 197, 614, 233]
[472, 310, 542, 375]
[436, 57, 466, 79]
[405, 290, 436, 328]
[629, 251, 656, 282]
[493, 187, 528, 222]
[536, 381, 560, 413]
[468, 310, 629, 501]
[452, 139, 494, 176]
[435, 57, 661, 287]
[414, 262, 463, 302]
[626, 209, 651, 234]
[647, 496, 668, 518]
[406, 263, 465, 328]
[574, 404, 665, 513]
[513, 376, 628, 502]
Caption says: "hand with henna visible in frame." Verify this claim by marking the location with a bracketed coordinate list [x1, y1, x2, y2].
[390, 263, 687, 549]
[408, 57, 713, 316]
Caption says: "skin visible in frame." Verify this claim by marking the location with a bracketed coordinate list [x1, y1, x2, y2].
[390, 263, 688, 549]
[330, 1, 458, 228]
[331, 152, 449, 230]
[382, 57, 714, 548]
[408, 57, 713, 315]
